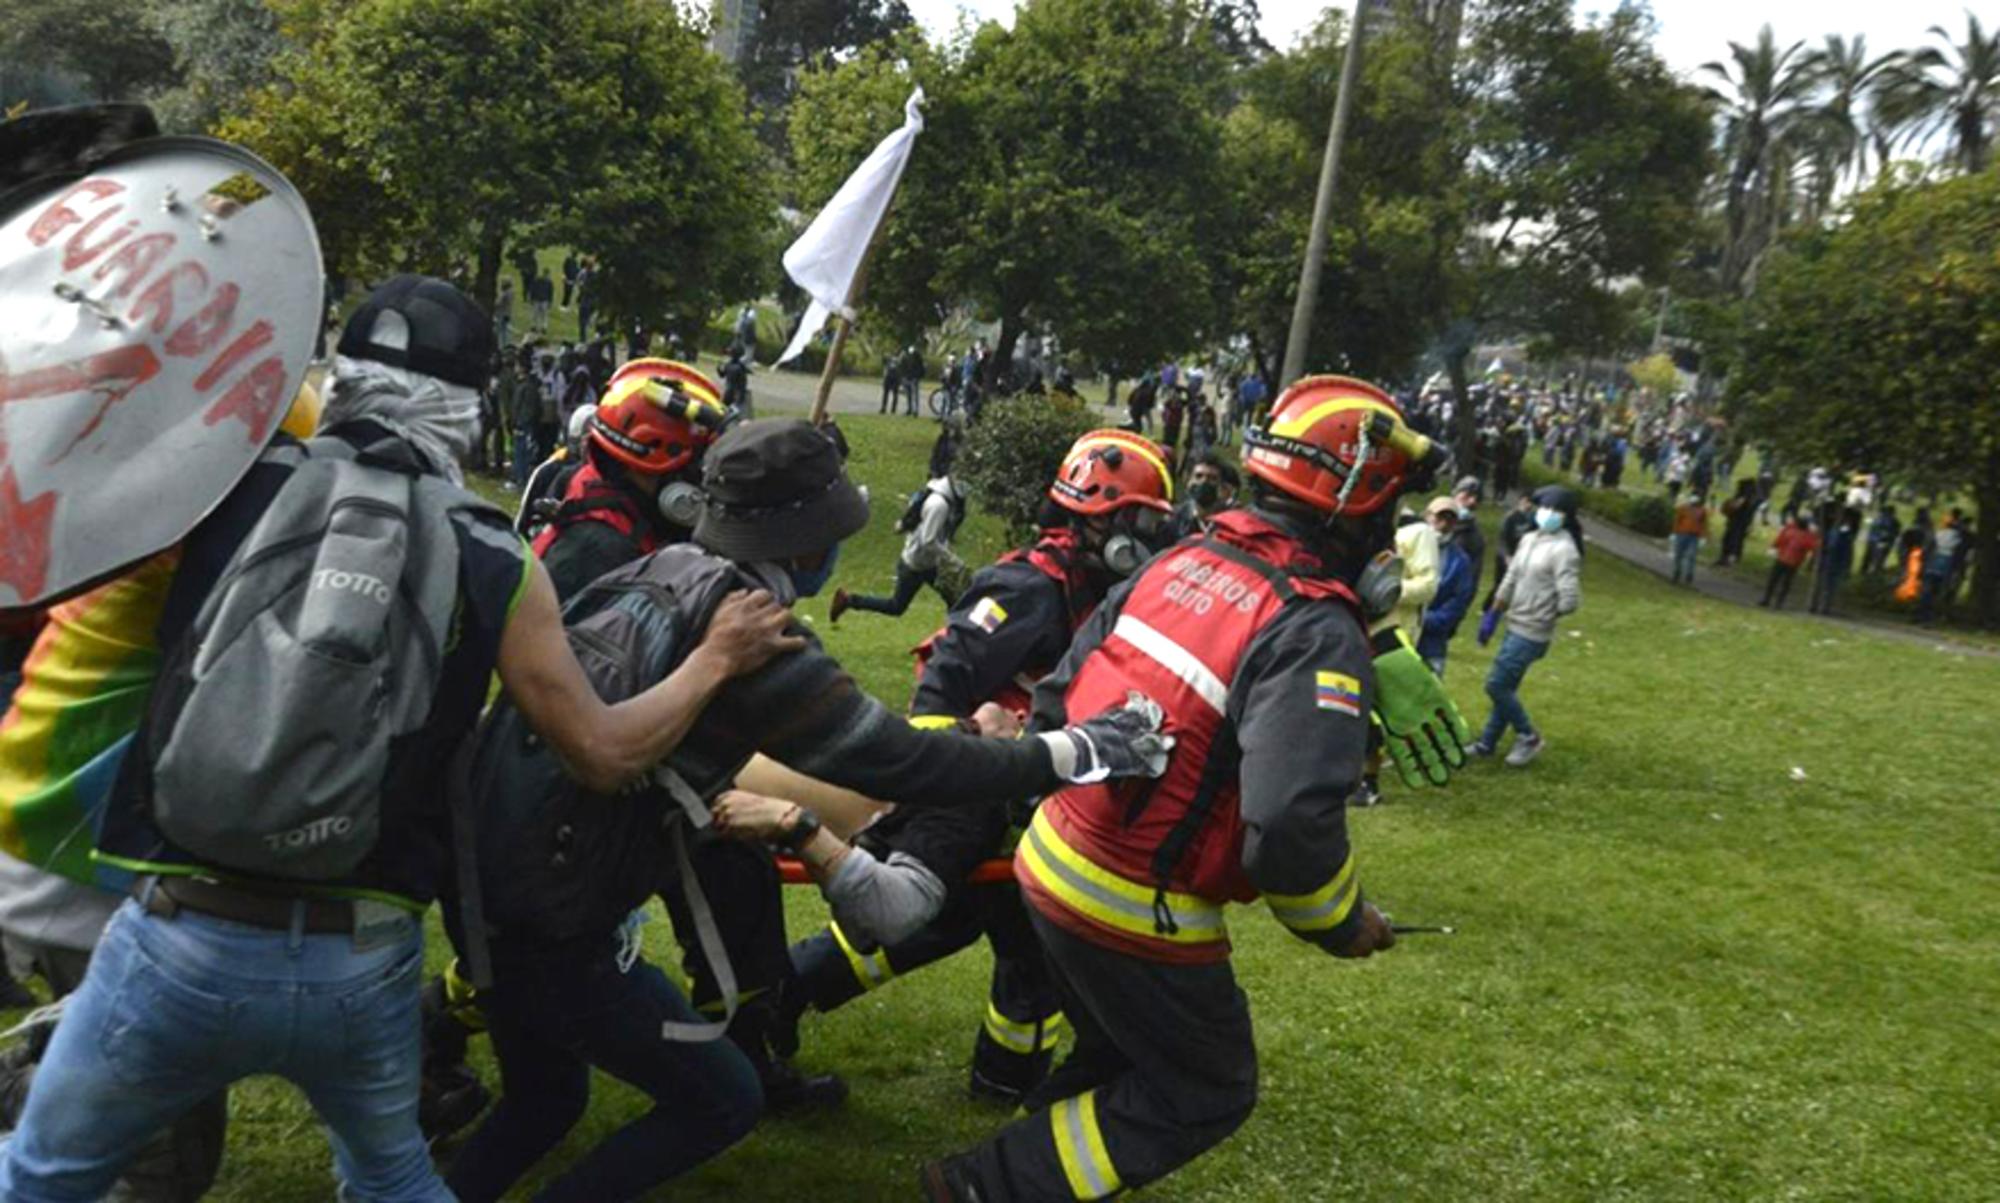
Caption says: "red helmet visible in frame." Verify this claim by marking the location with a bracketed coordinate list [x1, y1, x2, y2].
[588, 358, 727, 474]
[1048, 429, 1176, 517]
[1243, 375, 1433, 516]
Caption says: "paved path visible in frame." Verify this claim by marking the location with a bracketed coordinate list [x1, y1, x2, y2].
[1581, 514, 1997, 659]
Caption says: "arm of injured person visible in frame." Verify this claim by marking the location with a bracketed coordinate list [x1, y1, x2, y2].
[711, 789, 947, 947]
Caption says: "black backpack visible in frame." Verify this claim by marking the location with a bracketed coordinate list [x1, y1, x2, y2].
[897, 483, 966, 538]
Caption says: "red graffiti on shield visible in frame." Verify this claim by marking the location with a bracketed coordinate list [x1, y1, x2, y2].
[0, 344, 164, 459]
[0, 453, 57, 603]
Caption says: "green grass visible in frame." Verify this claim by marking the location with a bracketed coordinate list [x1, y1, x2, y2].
[77, 418, 2000, 1199]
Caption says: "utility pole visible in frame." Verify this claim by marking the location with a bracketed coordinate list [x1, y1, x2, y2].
[1280, 1, 1371, 388]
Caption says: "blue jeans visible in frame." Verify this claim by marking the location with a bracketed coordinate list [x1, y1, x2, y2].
[1481, 631, 1549, 747]
[445, 941, 762, 1203]
[1671, 533, 1700, 582]
[0, 896, 445, 1202]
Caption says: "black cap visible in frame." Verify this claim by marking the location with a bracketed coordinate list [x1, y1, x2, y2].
[337, 275, 493, 390]
[694, 419, 871, 562]
[1532, 485, 1578, 516]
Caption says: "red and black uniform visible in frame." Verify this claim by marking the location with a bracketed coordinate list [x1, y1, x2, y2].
[955, 509, 1377, 1201]
[787, 529, 1097, 1098]
[531, 453, 681, 603]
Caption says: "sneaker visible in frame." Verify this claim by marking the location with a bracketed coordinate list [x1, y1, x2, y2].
[828, 588, 852, 626]
[1504, 734, 1544, 767]
[1465, 740, 1495, 759]
[1352, 777, 1382, 807]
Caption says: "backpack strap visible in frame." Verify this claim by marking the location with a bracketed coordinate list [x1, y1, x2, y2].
[653, 766, 737, 1043]
[449, 737, 494, 990]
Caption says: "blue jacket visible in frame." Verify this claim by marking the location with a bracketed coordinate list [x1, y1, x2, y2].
[1417, 541, 1475, 660]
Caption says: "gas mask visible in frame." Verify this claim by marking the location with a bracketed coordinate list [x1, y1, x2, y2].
[1354, 550, 1404, 620]
[1098, 507, 1173, 579]
[657, 480, 705, 530]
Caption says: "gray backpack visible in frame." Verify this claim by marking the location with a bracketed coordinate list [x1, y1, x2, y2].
[145, 437, 466, 880]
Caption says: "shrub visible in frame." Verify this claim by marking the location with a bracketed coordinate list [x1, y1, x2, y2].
[957, 393, 1096, 540]
[1623, 494, 1675, 537]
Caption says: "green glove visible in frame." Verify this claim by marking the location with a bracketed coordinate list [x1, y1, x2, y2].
[1369, 627, 1473, 789]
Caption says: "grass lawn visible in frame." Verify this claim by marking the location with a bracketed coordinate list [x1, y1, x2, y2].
[70, 417, 2000, 1200]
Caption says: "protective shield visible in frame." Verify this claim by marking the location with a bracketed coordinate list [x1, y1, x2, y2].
[0, 136, 322, 609]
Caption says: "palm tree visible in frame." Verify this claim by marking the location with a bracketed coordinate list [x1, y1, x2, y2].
[1702, 26, 1815, 293]
[1876, 12, 2000, 173]
[1799, 34, 1902, 199]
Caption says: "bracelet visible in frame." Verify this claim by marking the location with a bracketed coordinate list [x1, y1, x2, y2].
[777, 806, 823, 853]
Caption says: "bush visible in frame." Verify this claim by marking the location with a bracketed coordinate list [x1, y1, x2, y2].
[957, 393, 1096, 540]
[1622, 495, 1675, 537]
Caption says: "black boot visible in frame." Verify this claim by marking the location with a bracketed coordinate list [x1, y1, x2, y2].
[919, 1154, 989, 1203]
[729, 994, 848, 1114]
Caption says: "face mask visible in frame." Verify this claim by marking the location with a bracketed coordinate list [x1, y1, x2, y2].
[1190, 481, 1220, 509]
[1535, 507, 1564, 533]
[1355, 550, 1404, 621]
[1456, 504, 1474, 521]
[789, 543, 840, 599]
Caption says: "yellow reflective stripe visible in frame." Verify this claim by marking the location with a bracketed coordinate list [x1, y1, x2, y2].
[909, 714, 961, 731]
[1269, 395, 1398, 440]
[983, 1003, 1067, 1055]
[1264, 853, 1359, 932]
[1018, 810, 1225, 946]
[1076, 431, 1175, 502]
[829, 920, 893, 991]
[1051, 1090, 1122, 1199]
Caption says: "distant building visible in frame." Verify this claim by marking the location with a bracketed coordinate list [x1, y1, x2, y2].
[710, 0, 759, 64]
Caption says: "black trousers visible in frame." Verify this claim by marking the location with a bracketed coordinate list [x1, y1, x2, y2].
[1761, 562, 1798, 609]
[791, 883, 1063, 1096]
[848, 561, 954, 617]
[660, 838, 794, 1069]
[960, 908, 1257, 1201]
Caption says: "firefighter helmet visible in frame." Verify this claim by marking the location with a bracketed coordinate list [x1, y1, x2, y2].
[1047, 429, 1175, 517]
[587, 358, 727, 475]
[1243, 375, 1435, 516]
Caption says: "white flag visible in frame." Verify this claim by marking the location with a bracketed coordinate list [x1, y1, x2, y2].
[775, 88, 925, 366]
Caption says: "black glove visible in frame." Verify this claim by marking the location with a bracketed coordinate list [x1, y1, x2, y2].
[1037, 692, 1174, 784]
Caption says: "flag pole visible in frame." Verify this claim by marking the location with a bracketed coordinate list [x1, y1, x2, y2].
[808, 226, 888, 428]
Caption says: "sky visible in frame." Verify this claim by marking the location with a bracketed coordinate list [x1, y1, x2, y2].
[903, 1, 1982, 80]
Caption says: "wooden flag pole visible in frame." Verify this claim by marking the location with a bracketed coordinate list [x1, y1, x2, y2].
[807, 219, 890, 429]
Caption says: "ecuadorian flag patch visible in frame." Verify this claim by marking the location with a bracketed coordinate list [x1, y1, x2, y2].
[1315, 671, 1363, 716]
[969, 597, 1009, 634]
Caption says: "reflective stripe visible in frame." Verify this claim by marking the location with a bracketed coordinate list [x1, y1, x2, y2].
[983, 1002, 1066, 1055]
[1109, 614, 1227, 714]
[1265, 853, 1359, 932]
[1018, 809, 1225, 946]
[1269, 395, 1398, 440]
[829, 920, 893, 990]
[909, 714, 961, 731]
[1051, 1090, 1121, 1200]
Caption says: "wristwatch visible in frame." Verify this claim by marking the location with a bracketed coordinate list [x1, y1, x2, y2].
[777, 807, 823, 853]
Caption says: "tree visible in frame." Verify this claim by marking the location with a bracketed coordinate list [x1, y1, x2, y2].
[740, 0, 914, 156]
[225, 0, 775, 338]
[790, 0, 1233, 387]
[1732, 166, 2000, 625]
[1219, 4, 1463, 386]
[0, 0, 178, 101]
[148, 0, 289, 133]
[1439, 0, 1712, 456]
[1702, 25, 1816, 294]
[1876, 14, 2000, 174]
[1796, 34, 1900, 211]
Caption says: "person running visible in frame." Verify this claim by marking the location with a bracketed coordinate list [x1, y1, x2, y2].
[789, 430, 1177, 1107]
[830, 477, 970, 623]
[921, 376, 1467, 1203]
[1471, 486, 1582, 767]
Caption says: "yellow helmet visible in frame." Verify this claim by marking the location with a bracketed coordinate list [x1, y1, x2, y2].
[280, 379, 322, 440]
